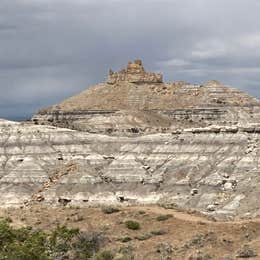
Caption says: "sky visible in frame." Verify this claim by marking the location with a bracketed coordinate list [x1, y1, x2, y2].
[1, 0, 260, 120]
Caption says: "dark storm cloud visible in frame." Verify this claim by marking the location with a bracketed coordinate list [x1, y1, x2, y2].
[1, 0, 260, 119]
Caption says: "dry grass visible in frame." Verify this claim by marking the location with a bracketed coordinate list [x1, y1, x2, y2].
[0, 205, 259, 260]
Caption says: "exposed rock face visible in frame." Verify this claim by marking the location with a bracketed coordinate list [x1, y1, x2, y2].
[0, 118, 260, 219]
[1, 60, 260, 220]
[32, 61, 260, 134]
[107, 59, 163, 84]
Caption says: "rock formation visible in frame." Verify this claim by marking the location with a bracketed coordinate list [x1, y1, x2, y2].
[1, 118, 260, 220]
[107, 59, 163, 84]
[32, 61, 260, 135]
[1, 60, 260, 220]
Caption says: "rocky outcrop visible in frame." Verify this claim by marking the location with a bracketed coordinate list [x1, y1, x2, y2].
[33, 77, 260, 134]
[0, 118, 260, 220]
[107, 60, 163, 84]
[2, 60, 260, 220]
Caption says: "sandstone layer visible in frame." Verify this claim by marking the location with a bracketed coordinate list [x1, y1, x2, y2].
[33, 61, 260, 135]
[1, 60, 260, 220]
[0, 118, 260, 220]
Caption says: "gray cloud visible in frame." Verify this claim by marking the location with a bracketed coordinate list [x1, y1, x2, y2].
[1, 0, 260, 120]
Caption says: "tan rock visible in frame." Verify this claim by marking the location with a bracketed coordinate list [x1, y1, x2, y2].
[107, 59, 163, 84]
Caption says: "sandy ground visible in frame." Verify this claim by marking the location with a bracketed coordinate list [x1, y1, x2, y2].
[0, 205, 259, 260]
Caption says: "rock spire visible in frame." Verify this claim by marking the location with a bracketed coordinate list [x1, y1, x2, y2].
[107, 59, 163, 84]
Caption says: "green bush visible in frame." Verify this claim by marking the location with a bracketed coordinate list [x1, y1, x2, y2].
[0, 219, 103, 260]
[125, 220, 140, 230]
[49, 225, 79, 252]
[156, 214, 173, 221]
[0, 220, 50, 260]
[0, 219, 16, 247]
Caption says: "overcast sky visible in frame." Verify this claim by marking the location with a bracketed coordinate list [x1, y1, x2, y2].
[1, 0, 260, 120]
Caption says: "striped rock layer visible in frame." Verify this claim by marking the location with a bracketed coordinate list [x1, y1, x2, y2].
[2, 61, 260, 220]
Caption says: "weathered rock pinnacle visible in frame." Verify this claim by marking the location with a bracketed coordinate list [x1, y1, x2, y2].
[107, 59, 163, 84]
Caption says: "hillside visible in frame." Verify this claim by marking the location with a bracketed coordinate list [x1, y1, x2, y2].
[33, 60, 260, 134]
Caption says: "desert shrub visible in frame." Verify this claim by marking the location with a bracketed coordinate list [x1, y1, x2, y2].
[73, 231, 104, 259]
[150, 229, 167, 236]
[0, 220, 50, 260]
[117, 245, 135, 260]
[0, 219, 103, 260]
[96, 250, 114, 260]
[134, 233, 151, 241]
[2, 232, 49, 260]
[156, 214, 173, 221]
[159, 203, 179, 210]
[188, 251, 212, 260]
[156, 243, 174, 259]
[236, 244, 257, 258]
[49, 225, 79, 255]
[118, 236, 132, 243]
[4, 216, 13, 223]
[101, 206, 120, 214]
[0, 219, 16, 247]
[188, 233, 207, 248]
[125, 220, 140, 230]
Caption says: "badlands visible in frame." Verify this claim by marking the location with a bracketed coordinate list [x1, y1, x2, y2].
[0, 60, 260, 259]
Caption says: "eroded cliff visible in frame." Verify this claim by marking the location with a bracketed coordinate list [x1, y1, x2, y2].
[0, 118, 260, 220]
[1, 60, 260, 220]
[33, 61, 260, 135]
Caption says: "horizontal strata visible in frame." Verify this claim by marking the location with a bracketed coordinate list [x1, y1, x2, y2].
[32, 108, 260, 135]
[3, 61, 260, 221]
[32, 79, 260, 133]
[0, 119, 259, 220]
